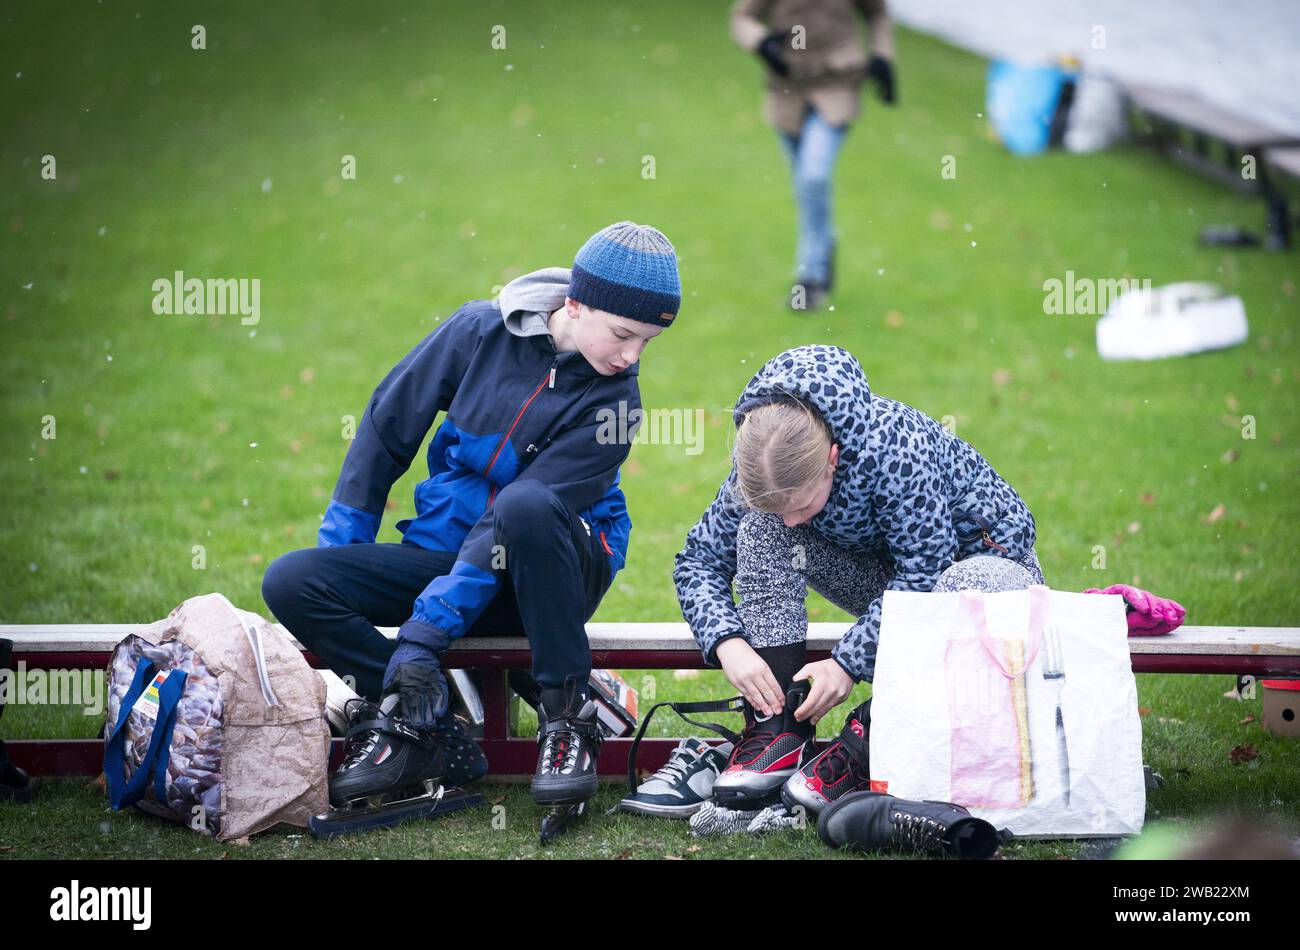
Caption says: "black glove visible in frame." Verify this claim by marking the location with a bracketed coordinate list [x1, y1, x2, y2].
[382, 659, 449, 730]
[757, 31, 791, 78]
[866, 55, 896, 104]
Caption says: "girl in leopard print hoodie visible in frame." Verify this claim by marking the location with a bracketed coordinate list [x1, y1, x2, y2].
[673, 344, 1042, 727]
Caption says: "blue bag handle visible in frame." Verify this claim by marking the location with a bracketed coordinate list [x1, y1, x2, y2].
[104, 659, 189, 811]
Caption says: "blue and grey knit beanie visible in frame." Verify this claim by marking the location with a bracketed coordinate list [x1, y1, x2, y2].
[569, 221, 681, 327]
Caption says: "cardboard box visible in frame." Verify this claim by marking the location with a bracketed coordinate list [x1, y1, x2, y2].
[1260, 679, 1300, 737]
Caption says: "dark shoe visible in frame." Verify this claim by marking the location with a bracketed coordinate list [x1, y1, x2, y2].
[0, 741, 32, 805]
[818, 790, 1004, 860]
[782, 699, 871, 817]
[712, 682, 813, 808]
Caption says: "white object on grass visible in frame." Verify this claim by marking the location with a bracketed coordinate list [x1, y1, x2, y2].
[1096, 281, 1248, 360]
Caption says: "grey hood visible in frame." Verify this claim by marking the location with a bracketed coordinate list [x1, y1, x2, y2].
[497, 267, 571, 337]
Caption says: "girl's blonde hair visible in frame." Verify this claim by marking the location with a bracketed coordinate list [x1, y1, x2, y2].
[733, 398, 833, 512]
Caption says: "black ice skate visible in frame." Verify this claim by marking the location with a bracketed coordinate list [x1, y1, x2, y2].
[310, 691, 483, 838]
[532, 679, 605, 844]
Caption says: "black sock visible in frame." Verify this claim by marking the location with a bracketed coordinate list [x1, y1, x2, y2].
[754, 642, 807, 700]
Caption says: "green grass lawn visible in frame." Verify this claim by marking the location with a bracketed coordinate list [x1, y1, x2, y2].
[2, 0, 1297, 859]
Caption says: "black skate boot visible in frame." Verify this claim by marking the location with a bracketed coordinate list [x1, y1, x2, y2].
[781, 698, 871, 818]
[311, 665, 483, 838]
[327, 695, 446, 809]
[818, 790, 1006, 860]
[533, 678, 605, 843]
[711, 681, 813, 809]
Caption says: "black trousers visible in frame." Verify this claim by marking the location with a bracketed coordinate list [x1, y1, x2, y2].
[261, 481, 613, 701]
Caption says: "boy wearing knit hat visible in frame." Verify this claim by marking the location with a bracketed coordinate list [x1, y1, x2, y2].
[262, 222, 680, 821]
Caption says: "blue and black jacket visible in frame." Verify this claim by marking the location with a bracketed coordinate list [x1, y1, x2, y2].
[318, 272, 639, 651]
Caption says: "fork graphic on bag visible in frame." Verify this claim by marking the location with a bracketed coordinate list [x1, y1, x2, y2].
[1042, 626, 1070, 805]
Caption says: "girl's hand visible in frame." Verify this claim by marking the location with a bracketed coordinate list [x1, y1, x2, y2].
[792, 659, 854, 725]
[716, 638, 785, 716]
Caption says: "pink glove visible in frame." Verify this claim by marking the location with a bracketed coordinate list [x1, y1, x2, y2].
[1082, 584, 1186, 636]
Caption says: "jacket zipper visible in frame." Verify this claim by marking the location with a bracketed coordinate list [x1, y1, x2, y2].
[484, 357, 560, 506]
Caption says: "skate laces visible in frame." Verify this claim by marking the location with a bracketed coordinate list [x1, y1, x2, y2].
[542, 724, 582, 773]
[339, 698, 381, 770]
[814, 739, 868, 784]
[732, 720, 781, 766]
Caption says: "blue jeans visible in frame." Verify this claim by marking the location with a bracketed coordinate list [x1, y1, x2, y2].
[779, 109, 849, 286]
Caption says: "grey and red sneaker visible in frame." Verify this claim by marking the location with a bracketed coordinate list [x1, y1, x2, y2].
[711, 682, 813, 809]
[782, 699, 871, 818]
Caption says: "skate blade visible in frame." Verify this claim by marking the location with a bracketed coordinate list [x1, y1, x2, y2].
[310, 786, 484, 839]
[539, 800, 588, 845]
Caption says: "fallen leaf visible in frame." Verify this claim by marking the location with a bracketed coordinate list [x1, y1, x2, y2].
[624, 458, 645, 477]
[884, 310, 905, 328]
[1127, 521, 1141, 535]
[616, 848, 633, 860]
[991, 368, 1012, 387]
[1233, 570, 1245, 582]
[1138, 706, 1152, 716]
[299, 367, 316, 384]
[1225, 394, 1239, 411]
[1139, 492, 1156, 506]
[685, 845, 702, 854]
[103, 468, 121, 481]
[278, 384, 294, 400]
[229, 836, 251, 847]
[663, 854, 685, 861]
[1220, 449, 1239, 464]
[1240, 715, 1256, 725]
[1203, 503, 1226, 524]
[1229, 744, 1258, 765]
[384, 499, 398, 511]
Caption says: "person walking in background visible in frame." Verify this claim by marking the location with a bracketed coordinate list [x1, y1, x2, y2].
[730, 0, 897, 311]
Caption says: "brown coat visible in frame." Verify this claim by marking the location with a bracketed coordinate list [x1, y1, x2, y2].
[730, 0, 886, 135]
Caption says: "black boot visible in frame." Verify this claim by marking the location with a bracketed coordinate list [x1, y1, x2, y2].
[818, 790, 1004, 860]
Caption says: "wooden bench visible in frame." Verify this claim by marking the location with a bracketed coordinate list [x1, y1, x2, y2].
[1127, 83, 1300, 250]
[5, 622, 1299, 779]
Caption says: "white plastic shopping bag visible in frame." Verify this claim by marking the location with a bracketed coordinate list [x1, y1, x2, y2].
[869, 585, 1145, 837]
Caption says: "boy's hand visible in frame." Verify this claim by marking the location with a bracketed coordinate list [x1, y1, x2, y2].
[866, 55, 896, 104]
[792, 659, 854, 725]
[716, 637, 785, 716]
